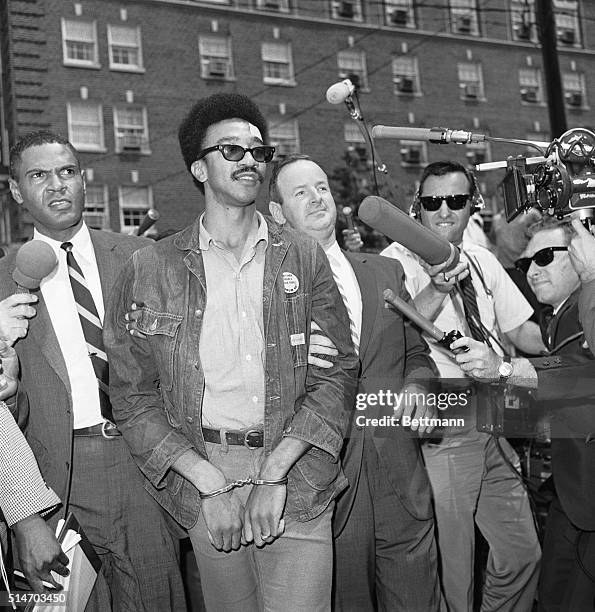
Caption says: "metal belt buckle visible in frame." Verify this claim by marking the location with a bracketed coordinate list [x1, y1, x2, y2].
[101, 421, 119, 439]
[243, 429, 263, 449]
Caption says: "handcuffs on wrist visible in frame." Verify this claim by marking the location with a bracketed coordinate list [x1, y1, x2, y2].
[199, 476, 289, 500]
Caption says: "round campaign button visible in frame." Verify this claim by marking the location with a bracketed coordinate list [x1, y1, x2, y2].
[283, 272, 299, 294]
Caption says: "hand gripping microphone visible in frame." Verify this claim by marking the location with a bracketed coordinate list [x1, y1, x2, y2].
[12, 240, 58, 291]
[383, 289, 468, 353]
[358, 195, 459, 271]
[1, 241, 58, 390]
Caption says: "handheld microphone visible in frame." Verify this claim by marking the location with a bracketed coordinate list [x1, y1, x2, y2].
[358, 196, 459, 270]
[326, 79, 355, 105]
[371, 125, 486, 144]
[136, 208, 160, 236]
[12, 240, 58, 292]
[342, 206, 356, 232]
[383, 289, 468, 353]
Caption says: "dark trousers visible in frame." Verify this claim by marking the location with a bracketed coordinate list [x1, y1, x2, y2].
[70, 434, 185, 612]
[333, 442, 442, 612]
[538, 496, 595, 612]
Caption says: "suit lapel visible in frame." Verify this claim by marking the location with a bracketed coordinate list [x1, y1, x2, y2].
[344, 252, 376, 360]
[90, 230, 117, 306]
[29, 291, 71, 395]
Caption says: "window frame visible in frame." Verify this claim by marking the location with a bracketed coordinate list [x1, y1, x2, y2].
[337, 49, 369, 91]
[113, 106, 151, 154]
[118, 185, 153, 234]
[83, 184, 110, 230]
[199, 35, 235, 80]
[268, 118, 300, 157]
[107, 24, 144, 72]
[61, 18, 100, 68]
[67, 101, 105, 152]
[261, 42, 296, 86]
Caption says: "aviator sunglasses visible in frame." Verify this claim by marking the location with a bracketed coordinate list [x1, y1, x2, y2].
[515, 246, 568, 275]
[419, 194, 470, 212]
[196, 143, 276, 163]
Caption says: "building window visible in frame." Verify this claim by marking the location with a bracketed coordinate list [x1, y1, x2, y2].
[457, 62, 484, 100]
[400, 140, 426, 166]
[61, 19, 99, 67]
[84, 184, 109, 230]
[114, 107, 150, 153]
[466, 141, 490, 166]
[261, 42, 295, 86]
[337, 49, 368, 90]
[510, 0, 536, 42]
[525, 131, 550, 154]
[385, 0, 415, 27]
[119, 186, 152, 234]
[450, 0, 480, 36]
[256, 0, 290, 11]
[67, 102, 104, 151]
[555, 0, 581, 47]
[519, 67, 543, 104]
[392, 56, 420, 95]
[563, 71, 587, 108]
[331, 1, 363, 21]
[269, 118, 300, 157]
[344, 123, 365, 145]
[108, 25, 143, 71]
[199, 35, 234, 80]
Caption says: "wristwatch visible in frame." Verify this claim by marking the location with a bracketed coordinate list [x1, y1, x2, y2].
[498, 355, 514, 381]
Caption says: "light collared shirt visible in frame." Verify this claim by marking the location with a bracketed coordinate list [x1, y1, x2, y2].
[35, 224, 104, 428]
[324, 241, 362, 353]
[199, 211, 268, 430]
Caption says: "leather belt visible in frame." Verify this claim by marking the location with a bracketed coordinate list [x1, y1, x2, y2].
[73, 422, 121, 438]
[202, 427, 264, 448]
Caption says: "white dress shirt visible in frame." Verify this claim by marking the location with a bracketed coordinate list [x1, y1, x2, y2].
[34, 224, 104, 428]
[325, 241, 362, 352]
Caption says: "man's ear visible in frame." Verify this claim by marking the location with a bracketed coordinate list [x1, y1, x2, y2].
[190, 159, 207, 186]
[269, 201, 286, 225]
[8, 178, 23, 205]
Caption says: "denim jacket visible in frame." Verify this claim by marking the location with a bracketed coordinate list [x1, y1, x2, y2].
[104, 216, 358, 529]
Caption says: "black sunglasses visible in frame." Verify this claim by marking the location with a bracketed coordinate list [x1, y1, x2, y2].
[515, 246, 568, 275]
[419, 194, 470, 211]
[196, 144, 276, 164]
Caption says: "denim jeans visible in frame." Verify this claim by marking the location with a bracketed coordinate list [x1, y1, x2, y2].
[188, 442, 333, 612]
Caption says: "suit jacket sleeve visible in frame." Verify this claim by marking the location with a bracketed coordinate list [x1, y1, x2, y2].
[394, 261, 438, 384]
[0, 402, 60, 526]
[579, 279, 595, 355]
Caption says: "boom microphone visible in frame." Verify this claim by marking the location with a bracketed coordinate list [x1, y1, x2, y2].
[12, 240, 58, 291]
[326, 79, 355, 105]
[371, 125, 486, 144]
[358, 195, 459, 270]
[136, 208, 160, 236]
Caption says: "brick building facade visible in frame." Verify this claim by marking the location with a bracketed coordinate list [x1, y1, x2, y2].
[1, 0, 594, 240]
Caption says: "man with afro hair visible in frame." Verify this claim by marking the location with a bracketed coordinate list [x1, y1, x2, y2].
[105, 92, 359, 611]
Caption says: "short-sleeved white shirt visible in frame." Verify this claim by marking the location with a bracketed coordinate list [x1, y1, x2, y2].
[381, 241, 533, 379]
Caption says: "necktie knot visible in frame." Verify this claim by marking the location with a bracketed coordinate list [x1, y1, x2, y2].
[61, 242, 73, 253]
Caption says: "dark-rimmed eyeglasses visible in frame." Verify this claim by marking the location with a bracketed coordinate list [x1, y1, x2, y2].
[419, 194, 470, 212]
[196, 144, 276, 164]
[515, 246, 568, 275]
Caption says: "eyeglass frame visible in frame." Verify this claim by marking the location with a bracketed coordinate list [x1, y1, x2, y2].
[515, 246, 568, 275]
[418, 193, 471, 212]
[195, 143, 276, 164]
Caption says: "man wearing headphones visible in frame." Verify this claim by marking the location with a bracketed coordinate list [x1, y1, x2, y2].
[382, 161, 543, 612]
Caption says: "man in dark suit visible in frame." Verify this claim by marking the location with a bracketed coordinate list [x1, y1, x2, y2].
[454, 216, 595, 611]
[0, 131, 184, 610]
[268, 154, 442, 611]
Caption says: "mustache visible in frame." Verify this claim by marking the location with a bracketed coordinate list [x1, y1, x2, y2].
[232, 165, 264, 182]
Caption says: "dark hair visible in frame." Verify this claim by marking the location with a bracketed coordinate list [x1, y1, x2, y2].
[268, 153, 320, 204]
[527, 215, 573, 243]
[10, 131, 79, 180]
[178, 93, 268, 193]
[412, 160, 481, 217]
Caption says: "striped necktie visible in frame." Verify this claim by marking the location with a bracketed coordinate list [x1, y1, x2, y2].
[458, 275, 487, 343]
[328, 254, 360, 354]
[61, 242, 113, 423]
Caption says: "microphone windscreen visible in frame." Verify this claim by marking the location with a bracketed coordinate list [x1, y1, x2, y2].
[12, 240, 58, 290]
[358, 196, 459, 268]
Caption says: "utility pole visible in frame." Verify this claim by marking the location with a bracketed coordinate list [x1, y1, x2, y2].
[536, 0, 567, 137]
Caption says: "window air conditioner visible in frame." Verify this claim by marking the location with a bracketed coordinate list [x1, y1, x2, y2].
[396, 77, 414, 93]
[566, 92, 583, 107]
[520, 87, 538, 103]
[400, 147, 421, 164]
